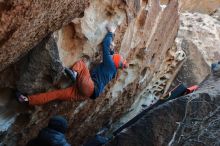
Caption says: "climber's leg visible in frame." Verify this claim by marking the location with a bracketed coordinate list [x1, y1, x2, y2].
[18, 60, 94, 106]
[28, 87, 75, 105]
[28, 60, 94, 105]
[71, 60, 94, 98]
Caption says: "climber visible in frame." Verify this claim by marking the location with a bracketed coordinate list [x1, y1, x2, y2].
[16, 24, 128, 105]
[26, 116, 70, 146]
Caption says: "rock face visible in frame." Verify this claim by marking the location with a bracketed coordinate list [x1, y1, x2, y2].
[178, 12, 220, 65]
[172, 12, 220, 87]
[16, 35, 64, 95]
[0, 0, 89, 72]
[161, 0, 220, 14]
[0, 34, 64, 93]
[179, 0, 220, 14]
[107, 72, 220, 146]
[0, 0, 183, 145]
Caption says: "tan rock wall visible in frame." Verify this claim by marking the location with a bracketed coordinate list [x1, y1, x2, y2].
[0, 0, 89, 71]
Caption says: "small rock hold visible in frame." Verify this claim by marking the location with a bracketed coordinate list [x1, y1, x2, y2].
[196, 17, 203, 22]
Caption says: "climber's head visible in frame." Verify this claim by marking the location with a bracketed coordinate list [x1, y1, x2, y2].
[112, 53, 128, 69]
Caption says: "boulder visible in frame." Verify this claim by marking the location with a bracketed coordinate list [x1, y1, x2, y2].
[107, 70, 220, 146]
[172, 12, 220, 87]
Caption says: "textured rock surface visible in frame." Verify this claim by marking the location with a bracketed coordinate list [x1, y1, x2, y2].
[178, 12, 220, 65]
[0, 34, 64, 93]
[107, 72, 220, 146]
[0, 0, 182, 146]
[16, 35, 64, 95]
[0, 0, 89, 71]
[179, 0, 220, 14]
[161, 0, 220, 14]
[172, 12, 220, 87]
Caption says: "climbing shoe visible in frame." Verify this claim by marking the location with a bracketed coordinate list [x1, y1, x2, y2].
[64, 67, 77, 83]
[16, 91, 29, 103]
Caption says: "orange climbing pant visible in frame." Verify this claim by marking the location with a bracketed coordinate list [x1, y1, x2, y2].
[28, 60, 94, 105]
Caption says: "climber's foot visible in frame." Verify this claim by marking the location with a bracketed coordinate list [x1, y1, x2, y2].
[16, 91, 29, 103]
[64, 67, 78, 83]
